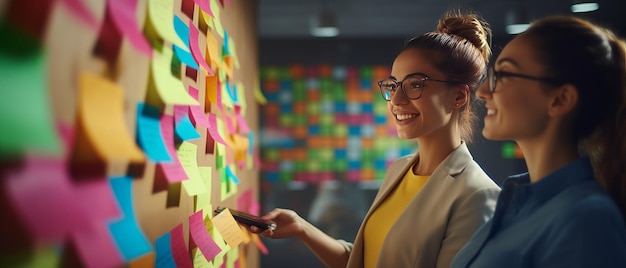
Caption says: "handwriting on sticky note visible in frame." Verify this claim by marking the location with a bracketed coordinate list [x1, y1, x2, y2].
[211, 208, 244, 248]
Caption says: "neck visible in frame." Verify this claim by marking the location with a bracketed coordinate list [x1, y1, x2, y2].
[413, 125, 462, 176]
[517, 135, 579, 183]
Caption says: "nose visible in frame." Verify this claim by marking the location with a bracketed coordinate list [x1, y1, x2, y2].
[389, 88, 409, 105]
[475, 80, 491, 101]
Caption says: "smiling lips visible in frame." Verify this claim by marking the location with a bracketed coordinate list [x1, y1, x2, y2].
[486, 109, 496, 115]
[395, 113, 418, 121]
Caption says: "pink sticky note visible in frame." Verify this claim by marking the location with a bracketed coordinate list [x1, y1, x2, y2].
[207, 113, 228, 145]
[237, 189, 260, 215]
[75, 179, 122, 223]
[253, 146, 262, 168]
[188, 86, 211, 127]
[107, 0, 152, 56]
[234, 105, 250, 133]
[158, 114, 188, 183]
[189, 211, 221, 261]
[193, 0, 214, 17]
[60, 0, 99, 29]
[188, 20, 214, 76]
[171, 224, 194, 268]
[222, 113, 236, 135]
[72, 224, 124, 268]
[5, 156, 92, 242]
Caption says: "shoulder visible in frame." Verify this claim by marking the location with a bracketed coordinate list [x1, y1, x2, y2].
[453, 160, 500, 192]
[558, 184, 624, 227]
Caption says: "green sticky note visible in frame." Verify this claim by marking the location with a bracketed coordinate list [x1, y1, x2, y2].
[0, 24, 60, 156]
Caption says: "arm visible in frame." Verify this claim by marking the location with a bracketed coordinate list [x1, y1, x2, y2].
[436, 188, 500, 268]
[250, 208, 351, 268]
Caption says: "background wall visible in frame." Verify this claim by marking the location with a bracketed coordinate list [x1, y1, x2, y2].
[1, 0, 264, 267]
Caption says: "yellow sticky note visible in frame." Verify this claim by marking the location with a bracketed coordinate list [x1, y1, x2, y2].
[0, 245, 60, 268]
[232, 134, 248, 162]
[151, 48, 198, 105]
[206, 216, 230, 253]
[236, 82, 246, 110]
[206, 75, 218, 107]
[177, 142, 208, 196]
[192, 248, 214, 268]
[212, 208, 244, 248]
[206, 33, 221, 71]
[239, 224, 251, 244]
[227, 35, 240, 69]
[79, 72, 145, 162]
[195, 166, 213, 216]
[209, 0, 224, 38]
[147, 0, 186, 48]
[225, 246, 239, 268]
[254, 80, 268, 105]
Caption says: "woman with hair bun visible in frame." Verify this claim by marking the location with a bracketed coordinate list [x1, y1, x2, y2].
[451, 15, 626, 267]
[252, 11, 500, 268]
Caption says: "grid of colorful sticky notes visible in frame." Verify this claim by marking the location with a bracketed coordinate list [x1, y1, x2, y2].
[259, 65, 415, 183]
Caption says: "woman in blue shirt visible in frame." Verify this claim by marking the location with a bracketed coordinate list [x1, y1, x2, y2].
[451, 16, 626, 267]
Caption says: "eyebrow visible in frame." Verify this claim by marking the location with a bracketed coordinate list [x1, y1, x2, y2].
[388, 72, 429, 80]
[495, 57, 520, 68]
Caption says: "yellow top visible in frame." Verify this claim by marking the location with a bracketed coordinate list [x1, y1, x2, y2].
[363, 170, 429, 268]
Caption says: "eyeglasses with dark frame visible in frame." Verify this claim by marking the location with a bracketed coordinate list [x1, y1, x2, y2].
[488, 66, 563, 93]
[378, 73, 458, 101]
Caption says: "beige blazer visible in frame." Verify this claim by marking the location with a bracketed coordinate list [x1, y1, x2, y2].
[339, 142, 500, 268]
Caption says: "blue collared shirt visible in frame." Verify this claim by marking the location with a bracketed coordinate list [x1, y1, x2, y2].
[451, 158, 626, 268]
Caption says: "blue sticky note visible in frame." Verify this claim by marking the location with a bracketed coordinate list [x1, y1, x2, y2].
[224, 82, 238, 103]
[222, 30, 230, 55]
[173, 45, 199, 70]
[108, 176, 153, 261]
[173, 16, 190, 48]
[155, 232, 176, 268]
[175, 116, 201, 141]
[136, 103, 172, 162]
[247, 132, 254, 154]
[225, 166, 240, 184]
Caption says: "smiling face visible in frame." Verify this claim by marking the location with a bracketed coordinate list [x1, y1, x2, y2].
[387, 48, 462, 140]
[476, 35, 555, 141]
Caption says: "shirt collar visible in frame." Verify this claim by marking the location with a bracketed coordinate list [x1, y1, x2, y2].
[529, 157, 595, 203]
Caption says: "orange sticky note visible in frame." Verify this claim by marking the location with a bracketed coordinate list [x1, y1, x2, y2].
[77, 72, 145, 163]
[212, 208, 244, 248]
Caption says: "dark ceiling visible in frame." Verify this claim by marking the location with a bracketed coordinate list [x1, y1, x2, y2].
[258, 0, 626, 39]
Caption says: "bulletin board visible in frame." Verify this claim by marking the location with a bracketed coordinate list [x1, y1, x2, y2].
[0, 0, 266, 267]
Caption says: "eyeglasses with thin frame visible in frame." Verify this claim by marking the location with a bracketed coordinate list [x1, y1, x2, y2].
[488, 66, 563, 93]
[378, 73, 458, 101]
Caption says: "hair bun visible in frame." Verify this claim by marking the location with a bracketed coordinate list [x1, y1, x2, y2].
[437, 11, 492, 62]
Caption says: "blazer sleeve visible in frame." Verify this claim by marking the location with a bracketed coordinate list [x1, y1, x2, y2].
[436, 187, 500, 268]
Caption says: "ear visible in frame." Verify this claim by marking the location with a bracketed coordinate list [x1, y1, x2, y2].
[547, 84, 578, 117]
[453, 84, 470, 108]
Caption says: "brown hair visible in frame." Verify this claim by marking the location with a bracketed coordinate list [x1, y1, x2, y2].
[523, 16, 626, 216]
[402, 10, 492, 142]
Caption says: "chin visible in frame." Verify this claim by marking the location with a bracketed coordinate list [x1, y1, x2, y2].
[482, 129, 507, 141]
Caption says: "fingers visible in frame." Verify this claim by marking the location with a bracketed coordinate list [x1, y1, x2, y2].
[262, 208, 294, 220]
[250, 225, 274, 237]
